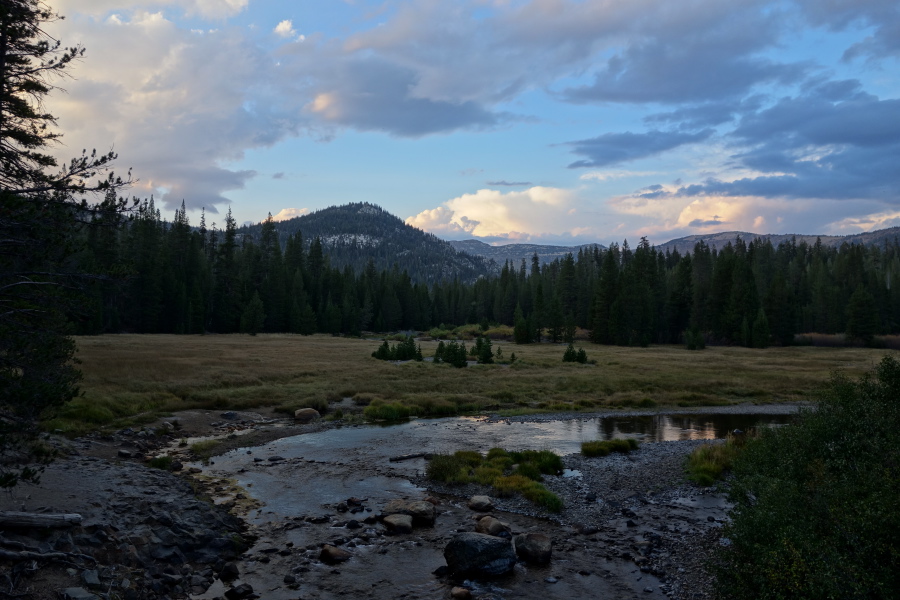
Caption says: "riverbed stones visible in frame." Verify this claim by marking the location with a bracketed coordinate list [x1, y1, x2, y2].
[294, 408, 321, 423]
[514, 533, 552, 564]
[474, 515, 510, 537]
[467, 495, 493, 511]
[383, 514, 414, 534]
[444, 532, 516, 576]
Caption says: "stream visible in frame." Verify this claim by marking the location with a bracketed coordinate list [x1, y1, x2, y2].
[191, 409, 796, 600]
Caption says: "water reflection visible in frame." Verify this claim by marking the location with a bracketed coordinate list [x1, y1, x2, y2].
[593, 413, 795, 442]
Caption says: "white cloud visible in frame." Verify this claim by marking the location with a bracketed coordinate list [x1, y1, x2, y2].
[54, 0, 249, 19]
[272, 207, 309, 221]
[406, 186, 588, 241]
[44, 10, 307, 214]
[580, 170, 665, 181]
[273, 20, 296, 38]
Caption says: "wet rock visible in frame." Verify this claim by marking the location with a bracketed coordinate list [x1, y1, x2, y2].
[219, 562, 240, 581]
[268, 456, 284, 462]
[294, 408, 320, 423]
[514, 533, 552, 564]
[346, 520, 362, 529]
[223, 583, 254, 599]
[450, 586, 472, 599]
[117, 449, 132, 459]
[169, 460, 183, 471]
[81, 569, 101, 588]
[383, 514, 413, 534]
[60, 588, 99, 600]
[444, 532, 516, 576]
[381, 499, 436, 527]
[576, 523, 599, 535]
[284, 574, 296, 584]
[220, 411, 239, 421]
[320, 544, 352, 564]
[467, 495, 493, 512]
[474, 516, 510, 537]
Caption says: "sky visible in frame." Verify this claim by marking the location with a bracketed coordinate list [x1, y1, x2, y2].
[44, 0, 900, 246]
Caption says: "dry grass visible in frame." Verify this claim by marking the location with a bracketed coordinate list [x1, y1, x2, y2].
[48, 333, 893, 434]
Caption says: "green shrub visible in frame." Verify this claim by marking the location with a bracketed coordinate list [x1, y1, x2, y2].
[190, 440, 221, 460]
[685, 434, 747, 486]
[371, 336, 422, 361]
[148, 456, 173, 470]
[717, 356, 900, 599]
[474, 466, 503, 485]
[352, 393, 376, 406]
[363, 402, 411, 421]
[513, 462, 543, 481]
[581, 438, 639, 457]
[426, 454, 470, 483]
[426, 447, 563, 512]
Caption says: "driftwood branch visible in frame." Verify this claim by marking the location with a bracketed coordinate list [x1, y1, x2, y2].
[0, 548, 95, 563]
[388, 452, 433, 462]
[0, 512, 82, 529]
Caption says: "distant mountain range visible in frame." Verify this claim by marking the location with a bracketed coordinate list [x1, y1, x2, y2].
[448, 239, 605, 266]
[242, 203, 900, 282]
[655, 228, 900, 255]
[239, 203, 495, 283]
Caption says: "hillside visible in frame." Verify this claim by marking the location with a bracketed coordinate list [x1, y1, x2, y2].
[656, 227, 900, 255]
[448, 239, 606, 266]
[240, 203, 495, 283]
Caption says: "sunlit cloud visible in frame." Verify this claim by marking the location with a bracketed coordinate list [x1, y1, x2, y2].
[273, 20, 296, 38]
[406, 187, 590, 241]
[271, 207, 310, 222]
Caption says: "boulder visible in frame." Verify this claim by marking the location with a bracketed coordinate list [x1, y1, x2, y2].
[320, 544, 351, 564]
[467, 495, 493, 512]
[475, 516, 510, 537]
[444, 532, 516, 576]
[514, 533, 552, 564]
[223, 583, 254, 600]
[294, 408, 320, 423]
[381, 499, 436, 527]
[382, 514, 413, 534]
[450, 587, 472, 600]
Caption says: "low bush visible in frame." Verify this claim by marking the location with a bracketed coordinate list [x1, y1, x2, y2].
[190, 439, 221, 460]
[372, 336, 423, 361]
[352, 393, 376, 406]
[581, 438, 639, 457]
[363, 401, 412, 421]
[148, 456, 173, 470]
[717, 356, 900, 599]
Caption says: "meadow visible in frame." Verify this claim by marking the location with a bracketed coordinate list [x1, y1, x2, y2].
[48, 333, 893, 434]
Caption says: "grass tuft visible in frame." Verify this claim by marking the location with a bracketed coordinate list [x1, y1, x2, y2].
[685, 432, 750, 486]
[426, 447, 563, 512]
[581, 438, 639, 457]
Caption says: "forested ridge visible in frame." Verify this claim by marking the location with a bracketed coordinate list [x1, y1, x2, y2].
[239, 203, 495, 283]
[73, 199, 900, 346]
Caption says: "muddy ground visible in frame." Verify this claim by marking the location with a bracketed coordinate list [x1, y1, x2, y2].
[0, 405, 799, 599]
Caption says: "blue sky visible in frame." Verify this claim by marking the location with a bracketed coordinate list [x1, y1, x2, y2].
[47, 0, 900, 245]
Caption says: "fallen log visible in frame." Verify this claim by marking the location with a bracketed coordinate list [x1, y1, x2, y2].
[388, 452, 433, 462]
[0, 512, 82, 529]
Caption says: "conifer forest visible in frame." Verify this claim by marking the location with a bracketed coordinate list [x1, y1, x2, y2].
[73, 198, 900, 347]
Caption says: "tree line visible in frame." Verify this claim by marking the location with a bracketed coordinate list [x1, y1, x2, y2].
[72, 201, 900, 346]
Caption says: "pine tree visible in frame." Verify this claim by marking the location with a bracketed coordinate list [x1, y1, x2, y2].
[240, 292, 266, 335]
[1, 0, 130, 487]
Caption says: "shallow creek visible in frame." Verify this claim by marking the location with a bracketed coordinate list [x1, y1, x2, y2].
[192, 410, 795, 600]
